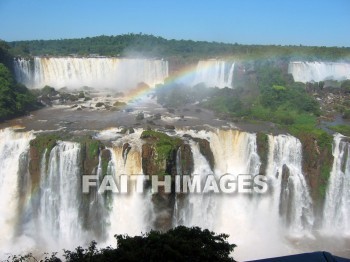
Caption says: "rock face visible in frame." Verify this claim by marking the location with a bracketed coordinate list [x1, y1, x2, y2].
[177, 144, 194, 176]
[141, 130, 182, 177]
[28, 134, 60, 191]
[100, 148, 111, 176]
[140, 130, 193, 231]
[279, 164, 294, 226]
[28, 145, 41, 190]
[299, 133, 333, 217]
[256, 133, 269, 176]
[191, 137, 215, 170]
[79, 137, 104, 175]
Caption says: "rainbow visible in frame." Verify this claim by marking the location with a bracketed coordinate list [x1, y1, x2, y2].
[123, 58, 236, 103]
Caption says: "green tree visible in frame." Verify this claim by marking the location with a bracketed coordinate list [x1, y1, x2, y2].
[8, 226, 236, 262]
[0, 63, 39, 121]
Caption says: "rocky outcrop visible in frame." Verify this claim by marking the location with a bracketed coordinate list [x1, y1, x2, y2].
[256, 132, 269, 176]
[279, 164, 293, 226]
[79, 136, 105, 175]
[100, 148, 111, 177]
[141, 130, 182, 177]
[122, 143, 131, 164]
[299, 132, 333, 216]
[177, 144, 194, 176]
[190, 137, 215, 170]
[28, 134, 60, 190]
[140, 130, 191, 231]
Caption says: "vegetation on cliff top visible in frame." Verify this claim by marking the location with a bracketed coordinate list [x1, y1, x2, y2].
[329, 125, 350, 137]
[29, 133, 60, 164]
[141, 130, 182, 165]
[7, 33, 350, 61]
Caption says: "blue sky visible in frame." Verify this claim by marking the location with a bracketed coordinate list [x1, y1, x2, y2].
[0, 0, 349, 46]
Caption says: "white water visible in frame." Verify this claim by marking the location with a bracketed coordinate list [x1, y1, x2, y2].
[323, 134, 350, 236]
[1, 127, 349, 260]
[107, 131, 154, 241]
[209, 129, 280, 260]
[265, 135, 314, 236]
[0, 129, 34, 253]
[37, 141, 84, 249]
[173, 140, 216, 229]
[288, 61, 350, 83]
[193, 60, 235, 88]
[14, 57, 169, 90]
[174, 129, 315, 260]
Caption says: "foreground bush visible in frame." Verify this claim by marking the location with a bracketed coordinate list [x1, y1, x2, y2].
[7, 226, 236, 262]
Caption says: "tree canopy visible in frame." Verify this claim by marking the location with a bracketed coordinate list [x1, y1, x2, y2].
[7, 33, 350, 61]
[7, 226, 236, 262]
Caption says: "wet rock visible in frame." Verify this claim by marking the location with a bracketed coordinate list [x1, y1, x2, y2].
[119, 127, 135, 135]
[178, 143, 194, 176]
[39, 95, 53, 107]
[192, 137, 215, 170]
[147, 120, 156, 125]
[122, 143, 131, 162]
[95, 102, 105, 107]
[153, 113, 162, 120]
[165, 125, 175, 130]
[136, 112, 144, 121]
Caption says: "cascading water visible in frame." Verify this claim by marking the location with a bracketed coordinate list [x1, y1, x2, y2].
[36, 141, 84, 249]
[193, 60, 235, 88]
[265, 135, 314, 236]
[209, 129, 275, 260]
[323, 134, 350, 236]
[288, 61, 350, 83]
[13, 58, 32, 85]
[0, 129, 34, 253]
[1, 126, 349, 260]
[107, 131, 154, 240]
[178, 129, 314, 260]
[173, 140, 216, 230]
[14, 57, 169, 90]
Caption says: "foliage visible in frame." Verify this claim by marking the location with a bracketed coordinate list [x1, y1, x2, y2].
[141, 130, 182, 164]
[0, 44, 41, 121]
[200, 60, 320, 126]
[341, 80, 350, 92]
[30, 134, 61, 164]
[319, 162, 332, 198]
[74, 136, 102, 160]
[7, 226, 236, 262]
[88, 140, 100, 159]
[329, 125, 350, 137]
[7, 33, 350, 61]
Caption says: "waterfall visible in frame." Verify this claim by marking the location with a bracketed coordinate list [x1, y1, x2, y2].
[107, 131, 154, 241]
[14, 58, 32, 85]
[14, 57, 169, 90]
[181, 129, 313, 259]
[209, 129, 276, 260]
[266, 135, 314, 236]
[36, 141, 84, 249]
[193, 60, 235, 88]
[0, 127, 346, 260]
[323, 134, 350, 236]
[288, 61, 350, 83]
[173, 140, 216, 230]
[0, 128, 34, 250]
